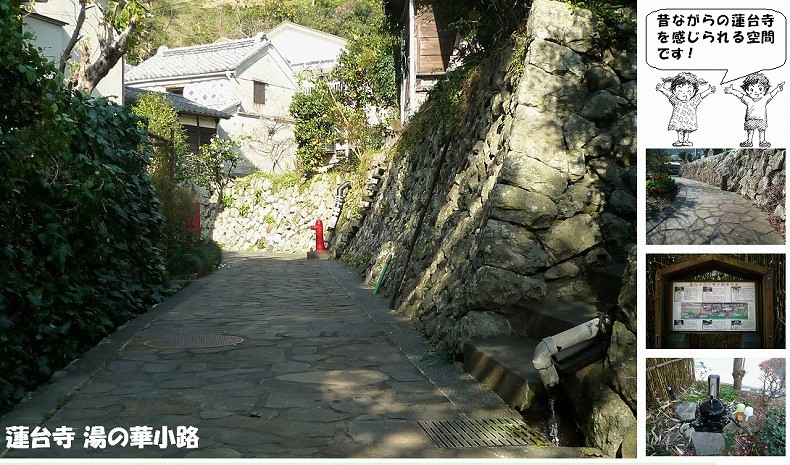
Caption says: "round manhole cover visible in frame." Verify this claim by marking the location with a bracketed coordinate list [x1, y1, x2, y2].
[143, 334, 245, 349]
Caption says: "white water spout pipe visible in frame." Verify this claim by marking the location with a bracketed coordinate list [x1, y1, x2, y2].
[326, 181, 353, 237]
[532, 318, 600, 389]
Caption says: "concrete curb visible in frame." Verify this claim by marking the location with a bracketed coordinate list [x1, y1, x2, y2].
[646, 177, 687, 234]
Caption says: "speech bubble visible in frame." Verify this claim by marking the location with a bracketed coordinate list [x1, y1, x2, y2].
[646, 9, 787, 84]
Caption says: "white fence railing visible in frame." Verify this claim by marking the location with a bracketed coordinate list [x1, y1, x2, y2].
[301, 81, 343, 95]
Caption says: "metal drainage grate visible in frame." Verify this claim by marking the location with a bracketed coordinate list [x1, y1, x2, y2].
[419, 418, 548, 448]
[143, 334, 245, 349]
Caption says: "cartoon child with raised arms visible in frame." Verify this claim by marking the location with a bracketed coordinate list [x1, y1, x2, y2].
[656, 72, 716, 147]
[724, 72, 784, 147]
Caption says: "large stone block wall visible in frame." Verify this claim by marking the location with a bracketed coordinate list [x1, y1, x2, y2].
[337, 0, 636, 353]
[681, 149, 786, 221]
[333, 0, 636, 456]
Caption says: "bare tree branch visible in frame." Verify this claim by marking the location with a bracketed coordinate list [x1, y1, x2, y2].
[59, 0, 88, 74]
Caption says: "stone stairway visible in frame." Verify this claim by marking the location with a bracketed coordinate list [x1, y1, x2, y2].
[463, 300, 606, 411]
[462, 263, 626, 412]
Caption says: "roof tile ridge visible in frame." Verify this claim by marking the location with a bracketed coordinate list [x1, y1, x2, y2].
[160, 33, 267, 57]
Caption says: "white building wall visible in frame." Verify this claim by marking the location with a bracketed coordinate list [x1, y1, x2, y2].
[23, 0, 124, 101]
[218, 116, 296, 175]
[267, 24, 346, 70]
[235, 50, 298, 118]
[23, 17, 69, 62]
[212, 47, 298, 175]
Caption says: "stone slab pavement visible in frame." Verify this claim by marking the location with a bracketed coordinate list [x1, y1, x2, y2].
[647, 177, 785, 245]
[1, 253, 594, 459]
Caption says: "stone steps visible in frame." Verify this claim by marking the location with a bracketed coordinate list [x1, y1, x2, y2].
[464, 299, 610, 411]
[463, 336, 543, 411]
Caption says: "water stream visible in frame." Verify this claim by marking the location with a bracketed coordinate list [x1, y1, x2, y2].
[548, 396, 561, 446]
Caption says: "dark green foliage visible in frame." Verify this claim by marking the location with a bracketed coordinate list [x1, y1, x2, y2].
[185, 137, 241, 196]
[1, 0, 166, 414]
[165, 240, 222, 278]
[289, 3, 396, 175]
[646, 149, 672, 175]
[0, 6, 64, 131]
[397, 65, 476, 152]
[153, 176, 199, 245]
[568, 0, 637, 51]
[646, 173, 677, 196]
[129, 91, 189, 175]
[129, 94, 235, 271]
[290, 82, 338, 174]
[761, 407, 786, 455]
[331, 25, 397, 110]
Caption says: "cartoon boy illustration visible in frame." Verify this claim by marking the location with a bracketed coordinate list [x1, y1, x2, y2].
[724, 73, 785, 147]
[656, 72, 716, 147]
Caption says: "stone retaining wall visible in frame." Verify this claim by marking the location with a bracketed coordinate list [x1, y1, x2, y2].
[201, 172, 351, 253]
[332, 0, 636, 456]
[681, 149, 786, 222]
[337, 0, 636, 346]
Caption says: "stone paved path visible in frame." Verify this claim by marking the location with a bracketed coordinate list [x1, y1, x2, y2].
[1, 253, 589, 459]
[646, 177, 785, 245]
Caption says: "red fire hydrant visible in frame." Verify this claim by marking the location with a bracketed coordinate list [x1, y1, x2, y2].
[309, 219, 326, 251]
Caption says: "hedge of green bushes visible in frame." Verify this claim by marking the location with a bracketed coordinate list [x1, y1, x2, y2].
[1, 1, 167, 413]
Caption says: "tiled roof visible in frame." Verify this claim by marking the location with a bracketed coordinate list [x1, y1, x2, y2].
[124, 87, 231, 119]
[125, 34, 268, 82]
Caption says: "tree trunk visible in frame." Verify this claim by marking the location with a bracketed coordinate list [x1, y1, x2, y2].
[75, 21, 136, 95]
[60, 1, 140, 96]
[732, 358, 746, 391]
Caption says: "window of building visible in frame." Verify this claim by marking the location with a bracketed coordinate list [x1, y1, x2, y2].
[253, 81, 266, 104]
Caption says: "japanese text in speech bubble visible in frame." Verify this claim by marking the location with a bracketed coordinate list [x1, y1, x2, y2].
[646, 9, 787, 83]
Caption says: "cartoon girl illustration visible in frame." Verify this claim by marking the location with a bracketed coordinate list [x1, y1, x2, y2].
[724, 72, 785, 147]
[656, 72, 716, 146]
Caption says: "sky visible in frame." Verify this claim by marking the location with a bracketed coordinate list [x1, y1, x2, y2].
[694, 358, 781, 389]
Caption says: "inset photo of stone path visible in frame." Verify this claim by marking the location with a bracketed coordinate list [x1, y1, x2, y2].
[646, 149, 785, 245]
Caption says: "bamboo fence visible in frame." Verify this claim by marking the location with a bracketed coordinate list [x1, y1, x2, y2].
[647, 358, 696, 406]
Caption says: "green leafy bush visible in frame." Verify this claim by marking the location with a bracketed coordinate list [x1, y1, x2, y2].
[760, 406, 786, 455]
[290, 83, 338, 174]
[165, 240, 222, 278]
[646, 173, 677, 196]
[153, 175, 199, 245]
[331, 30, 396, 111]
[289, 18, 395, 176]
[646, 149, 672, 175]
[129, 91, 189, 175]
[184, 136, 241, 196]
[1, 1, 166, 414]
